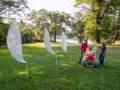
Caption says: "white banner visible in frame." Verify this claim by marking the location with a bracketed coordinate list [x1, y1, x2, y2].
[44, 28, 54, 54]
[61, 32, 67, 52]
[7, 20, 25, 63]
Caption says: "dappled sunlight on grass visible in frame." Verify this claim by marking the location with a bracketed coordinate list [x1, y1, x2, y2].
[23, 42, 61, 48]
[0, 49, 8, 52]
[35, 71, 44, 75]
[23, 43, 45, 48]
[55, 77, 71, 83]
[61, 63, 72, 67]
[17, 71, 26, 75]
[57, 54, 65, 57]
[17, 70, 44, 76]
[51, 43, 61, 47]
[0, 49, 9, 56]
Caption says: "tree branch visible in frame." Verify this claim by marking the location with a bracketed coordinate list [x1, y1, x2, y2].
[75, 5, 96, 17]
[0, 8, 9, 15]
[101, 0, 112, 18]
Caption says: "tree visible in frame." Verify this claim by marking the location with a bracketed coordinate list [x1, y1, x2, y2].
[28, 9, 72, 42]
[0, 0, 28, 45]
[18, 19, 35, 43]
[75, 0, 120, 43]
[0, 17, 9, 45]
[82, 11, 96, 40]
[47, 11, 72, 42]
[113, 9, 120, 40]
[0, 0, 28, 16]
[28, 9, 49, 42]
[71, 12, 84, 42]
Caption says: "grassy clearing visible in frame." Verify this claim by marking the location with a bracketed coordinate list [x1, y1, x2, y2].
[0, 43, 120, 90]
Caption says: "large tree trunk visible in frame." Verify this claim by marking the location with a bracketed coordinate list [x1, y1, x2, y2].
[54, 30, 57, 42]
[95, 30, 101, 43]
[95, 0, 103, 43]
[95, 15, 101, 43]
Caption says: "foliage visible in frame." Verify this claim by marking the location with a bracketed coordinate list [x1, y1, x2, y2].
[114, 10, 120, 40]
[75, 0, 120, 43]
[71, 17, 84, 42]
[82, 11, 96, 39]
[28, 9, 72, 42]
[0, 0, 28, 45]
[18, 20, 35, 43]
[0, 17, 9, 45]
[0, 9, 73, 45]
[0, 0, 28, 16]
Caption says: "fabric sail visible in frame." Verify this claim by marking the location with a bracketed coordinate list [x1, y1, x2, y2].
[7, 20, 25, 63]
[44, 28, 54, 54]
[61, 32, 67, 52]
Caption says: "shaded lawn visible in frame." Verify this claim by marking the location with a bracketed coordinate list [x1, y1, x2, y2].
[0, 43, 120, 90]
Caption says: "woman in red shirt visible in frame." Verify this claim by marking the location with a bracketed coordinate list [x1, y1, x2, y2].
[78, 39, 88, 63]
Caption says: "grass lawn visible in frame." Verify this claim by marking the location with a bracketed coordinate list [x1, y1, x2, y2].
[0, 43, 120, 90]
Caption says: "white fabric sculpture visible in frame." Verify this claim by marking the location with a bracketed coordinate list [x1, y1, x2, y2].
[44, 28, 54, 54]
[61, 32, 67, 52]
[7, 20, 25, 63]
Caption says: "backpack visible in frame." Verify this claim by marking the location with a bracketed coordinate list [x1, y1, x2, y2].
[86, 52, 95, 62]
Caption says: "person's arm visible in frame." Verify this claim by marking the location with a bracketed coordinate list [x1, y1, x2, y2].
[93, 50, 96, 59]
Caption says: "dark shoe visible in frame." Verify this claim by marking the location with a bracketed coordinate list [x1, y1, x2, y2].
[77, 61, 81, 63]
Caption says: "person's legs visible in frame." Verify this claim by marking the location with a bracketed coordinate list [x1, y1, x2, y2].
[93, 61, 98, 67]
[99, 54, 102, 65]
[82, 58, 88, 67]
[78, 51, 84, 63]
[101, 54, 105, 65]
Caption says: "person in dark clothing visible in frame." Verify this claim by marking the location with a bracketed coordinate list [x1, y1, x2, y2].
[99, 42, 106, 65]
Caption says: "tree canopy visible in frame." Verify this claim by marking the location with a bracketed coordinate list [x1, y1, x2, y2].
[0, 0, 28, 16]
[0, 0, 120, 45]
[27, 9, 72, 42]
[75, 0, 120, 43]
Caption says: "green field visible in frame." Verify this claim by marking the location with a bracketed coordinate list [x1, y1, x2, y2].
[0, 43, 120, 90]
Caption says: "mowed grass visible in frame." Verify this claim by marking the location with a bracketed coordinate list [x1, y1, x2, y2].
[0, 43, 120, 90]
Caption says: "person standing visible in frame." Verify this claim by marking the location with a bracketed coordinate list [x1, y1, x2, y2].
[99, 42, 106, 65]
[78, 39, 88, 63]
